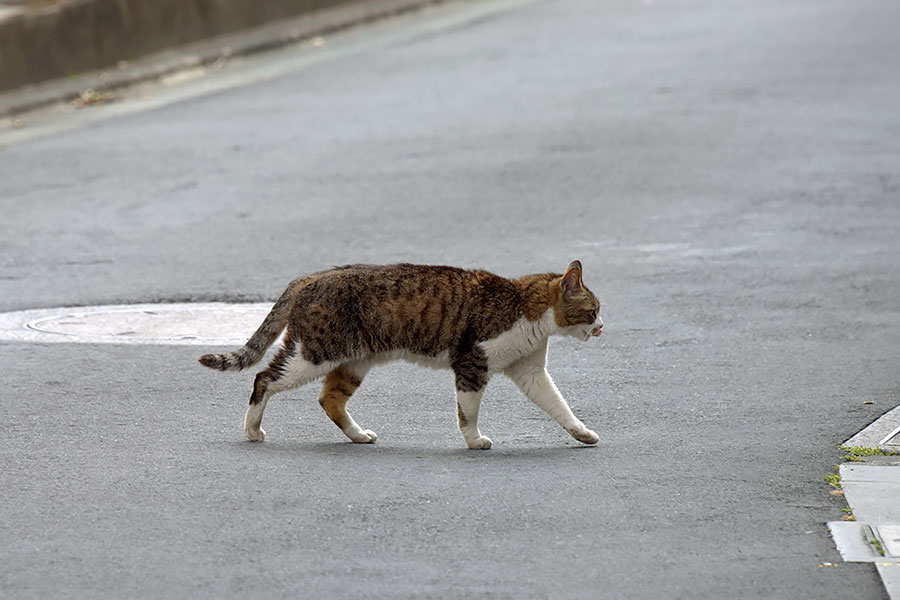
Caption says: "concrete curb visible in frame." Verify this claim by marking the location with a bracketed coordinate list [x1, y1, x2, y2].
[0, 0, 457, 117]
[0, 0, 353, 92]
[846, 405, 900, 451]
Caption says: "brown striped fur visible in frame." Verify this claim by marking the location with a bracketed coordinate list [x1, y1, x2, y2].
[317, 366, 364, 433]
[200, 261, 603, 447]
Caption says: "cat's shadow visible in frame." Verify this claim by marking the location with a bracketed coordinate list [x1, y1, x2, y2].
[224, 439, 598, 461]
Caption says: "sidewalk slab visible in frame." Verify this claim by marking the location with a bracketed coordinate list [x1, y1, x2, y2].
[829, 521, 900, 563]
[881, 563, 900, 600]
[829, 413, 900, 600]
[841, 462, 900, 525]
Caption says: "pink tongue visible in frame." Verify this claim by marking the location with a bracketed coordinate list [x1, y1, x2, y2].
[591, 327, 603, 337]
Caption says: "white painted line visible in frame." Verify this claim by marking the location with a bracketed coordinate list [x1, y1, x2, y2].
[845, 404, 900, 449]
[881, 424, 900, 447]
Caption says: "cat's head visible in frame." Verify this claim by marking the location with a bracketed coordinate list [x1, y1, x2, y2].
[553, 260, 603, 341]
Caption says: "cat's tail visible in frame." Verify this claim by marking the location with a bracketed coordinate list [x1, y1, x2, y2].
[198, 281, 298, 372]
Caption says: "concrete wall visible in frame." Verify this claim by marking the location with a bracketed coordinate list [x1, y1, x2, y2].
[0, 0, 355, 92]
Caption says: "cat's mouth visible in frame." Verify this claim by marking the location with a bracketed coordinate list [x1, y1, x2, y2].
[582, 325, 603, 341]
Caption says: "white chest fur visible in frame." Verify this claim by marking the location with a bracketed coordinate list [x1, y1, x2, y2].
[357, 310, 559, 374]
[481, 309, 558, 372]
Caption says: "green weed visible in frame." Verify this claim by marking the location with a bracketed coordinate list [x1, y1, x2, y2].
[839, 446, 900, 462]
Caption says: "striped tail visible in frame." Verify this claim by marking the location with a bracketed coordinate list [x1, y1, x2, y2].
[198, 282, 296, 372]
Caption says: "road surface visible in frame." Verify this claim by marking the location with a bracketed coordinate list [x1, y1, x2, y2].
[2, 0, 899, 597]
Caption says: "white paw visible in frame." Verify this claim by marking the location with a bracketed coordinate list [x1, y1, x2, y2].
[349, 429, 377, 444]
[246, 427, 266, 442]
[466, 435, 493, 450]
[569, 427, 599, 445]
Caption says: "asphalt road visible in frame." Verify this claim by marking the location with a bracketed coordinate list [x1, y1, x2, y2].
[2, 0, 900, 598]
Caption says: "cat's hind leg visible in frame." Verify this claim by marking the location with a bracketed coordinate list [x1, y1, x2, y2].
[318, 363, 376, 444]
[243, 339, 335, 442]
[244, 370, 272, 442]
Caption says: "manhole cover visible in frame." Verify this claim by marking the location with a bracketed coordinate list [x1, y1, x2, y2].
[0, 303, 272, 345]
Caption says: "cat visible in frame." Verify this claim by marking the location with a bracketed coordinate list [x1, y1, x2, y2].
[199, 260, 604, 449]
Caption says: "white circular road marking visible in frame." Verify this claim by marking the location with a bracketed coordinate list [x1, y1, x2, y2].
[0, 303, 272, 345]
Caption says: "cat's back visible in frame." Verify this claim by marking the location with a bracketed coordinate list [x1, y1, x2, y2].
[318, 263, 515, 320]
[292, 263, 523, 357]
[303, 263, 482, 301]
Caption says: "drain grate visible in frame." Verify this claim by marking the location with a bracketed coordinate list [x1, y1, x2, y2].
[0, 303, 272, 345]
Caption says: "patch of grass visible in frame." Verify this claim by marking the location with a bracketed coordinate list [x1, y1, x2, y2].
[869, 535, 886, 557]
[824, 472, 842, 489]
[839, 445, 900, 462]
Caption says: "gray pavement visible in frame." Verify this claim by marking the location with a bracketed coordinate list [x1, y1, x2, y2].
[2, 0, 900, 598]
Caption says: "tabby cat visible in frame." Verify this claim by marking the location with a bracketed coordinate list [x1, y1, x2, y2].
[199, 260, 603, 449]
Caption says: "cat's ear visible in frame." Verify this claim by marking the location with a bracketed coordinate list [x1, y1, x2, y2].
[560, 260, 584, 296]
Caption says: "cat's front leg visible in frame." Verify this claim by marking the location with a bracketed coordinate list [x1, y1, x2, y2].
[505, 362, 599, 445]
[451, 346, 492, 449]
[456, 389, 492, 449]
